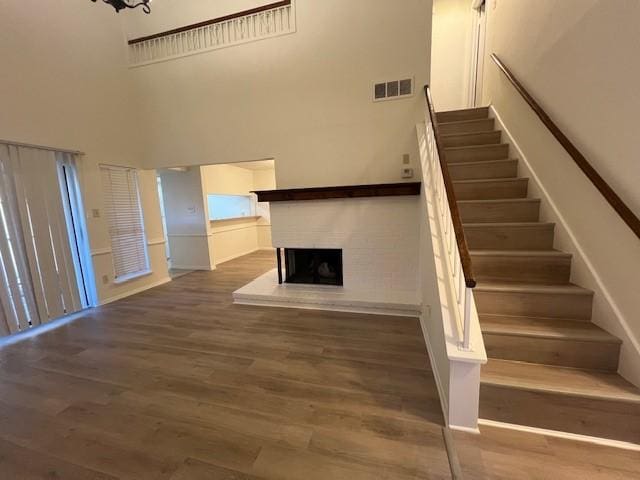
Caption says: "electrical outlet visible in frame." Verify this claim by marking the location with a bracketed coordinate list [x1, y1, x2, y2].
[401, 168, 414, 179]
[92, 209, 100, 218]
[402, 154, 411, 165]
[102, 275, 109, 284]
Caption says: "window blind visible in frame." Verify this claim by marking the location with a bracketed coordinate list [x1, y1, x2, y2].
[100, 166, 149, 280]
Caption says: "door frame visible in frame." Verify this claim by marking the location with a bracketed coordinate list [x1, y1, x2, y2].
[468, 0, 488, 107]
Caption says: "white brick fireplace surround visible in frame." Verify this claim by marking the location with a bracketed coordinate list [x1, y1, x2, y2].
[234, 196, 421, 316]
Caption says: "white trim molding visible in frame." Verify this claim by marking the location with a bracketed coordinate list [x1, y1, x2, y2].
[99, 277, 172, 306]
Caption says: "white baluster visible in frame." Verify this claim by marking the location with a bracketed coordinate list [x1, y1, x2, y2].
[462, 287, 472, 350]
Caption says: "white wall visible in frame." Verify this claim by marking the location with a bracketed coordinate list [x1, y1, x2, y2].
[481, 0, 640, 385]
[430, 0, 473, 111]
[253, 169, 277, 249]
[159, 168, 213, 270]
[0, 0, 433, 306]
[482, 0, 640, 217]
[0, 0, 170, 305]
[125, 0, 432, 189]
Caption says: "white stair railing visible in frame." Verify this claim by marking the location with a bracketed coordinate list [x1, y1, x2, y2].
[128, 1, 296, 67]
[422, 86, 477, 351]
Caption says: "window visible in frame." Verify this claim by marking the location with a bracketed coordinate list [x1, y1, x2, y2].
[207, 194, 255, 221]
[100, 165, 149, 282]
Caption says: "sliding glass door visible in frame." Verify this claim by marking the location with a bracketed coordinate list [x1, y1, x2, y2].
[0, 144, 94, 336]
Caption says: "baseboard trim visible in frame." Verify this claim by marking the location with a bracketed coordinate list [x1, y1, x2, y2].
[170, 264, 215, 271]
[215, 248, 262, 266]
[99, 277, 172, 306]
[448, 424, 480, 435]
[478, 418, 640, 451]
[441, 427, 464, 480]
[421, 313, 450, 427]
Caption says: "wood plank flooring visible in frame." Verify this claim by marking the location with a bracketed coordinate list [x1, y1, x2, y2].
[1, 250, 637, 479]
[0, 251, 451, 479]
[452, 424, 640, 480]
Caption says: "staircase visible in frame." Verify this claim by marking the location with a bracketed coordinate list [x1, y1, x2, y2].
[436, 106, 640, 444]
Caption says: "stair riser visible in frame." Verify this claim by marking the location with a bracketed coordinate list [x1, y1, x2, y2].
[483, 334, 620, 370]
[464, 224, 554, 250]
[458, 201, 541, 223]
[472, 255, 571, 284]
[442, 131, 502, 148]
[445, 144, 509, 163]
[454, 179, 528, 201]
[480, 384, 640, 444]
[436, 108, 489, 123]
[439, 119, 495, 135]
[474, 289, 593, 320]
[449, 160, 517, 181]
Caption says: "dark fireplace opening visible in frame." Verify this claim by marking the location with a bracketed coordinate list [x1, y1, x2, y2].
[282, 248, 343, 286]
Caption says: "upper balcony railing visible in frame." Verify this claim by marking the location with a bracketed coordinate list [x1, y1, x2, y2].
[127, 1, 296, 67]
[422, 85, 476, 350]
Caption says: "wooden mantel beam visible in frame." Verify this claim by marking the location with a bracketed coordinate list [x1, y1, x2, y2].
[253, 182, 421, 203]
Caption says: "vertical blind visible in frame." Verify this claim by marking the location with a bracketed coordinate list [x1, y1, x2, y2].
[100, 165, 149, 280]
[0, 144, 84, 335]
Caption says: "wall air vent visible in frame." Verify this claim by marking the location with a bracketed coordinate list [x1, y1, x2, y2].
[373, 77, 414, 102]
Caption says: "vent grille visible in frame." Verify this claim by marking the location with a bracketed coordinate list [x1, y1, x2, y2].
[373, 77, 414, 102]
[128, 1, 296, 67]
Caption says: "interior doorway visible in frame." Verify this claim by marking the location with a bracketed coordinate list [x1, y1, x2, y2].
[155, 160, 275, 275]
[468, 0, 487, 107]
[58, 154, 97, 308]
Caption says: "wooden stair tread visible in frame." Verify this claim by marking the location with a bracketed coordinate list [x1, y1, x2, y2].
[470, 249, 570, 258]
[444, 143, 509, 152]
[464, 221, 551, 227]
[436, 106, 489, 117]
[453, 177, 526, 185]
[480, 314, 621, 343]
[446, 158, 517, 167]
[458, 198, 539, 205]
[481, 359, 640, 404]
[441, 130, 496, 139]
[439, 118, 492, 126]
[475, 281, 592, 295]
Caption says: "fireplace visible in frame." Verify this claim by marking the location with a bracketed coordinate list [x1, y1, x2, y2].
[279, 248, 343, 286]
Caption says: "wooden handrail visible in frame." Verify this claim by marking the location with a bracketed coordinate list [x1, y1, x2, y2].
[490, 53, 640, 239]
[128, 0, 292, 45]
[424, 86, 476, 288]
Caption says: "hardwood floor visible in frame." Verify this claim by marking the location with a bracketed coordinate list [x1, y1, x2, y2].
[452, 424, 640, 480]
[1, 250, 637, 479]
[0, 251, 450, 479]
